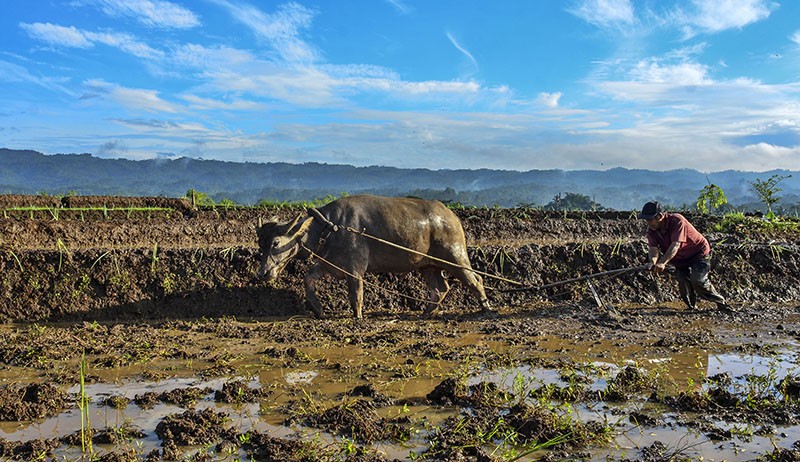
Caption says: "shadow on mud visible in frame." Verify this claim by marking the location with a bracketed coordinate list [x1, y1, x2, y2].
[47, 284, 306, 323]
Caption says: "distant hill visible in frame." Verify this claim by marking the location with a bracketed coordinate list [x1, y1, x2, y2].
[1, 148, 798, 211]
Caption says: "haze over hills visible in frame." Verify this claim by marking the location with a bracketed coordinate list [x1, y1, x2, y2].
[1, 148, 798, 211]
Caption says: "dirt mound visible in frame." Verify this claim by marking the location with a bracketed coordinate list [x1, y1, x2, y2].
[0, 383, 72, 421]
[0, 194, 62, 209]
[60, 195, 194, 211]
[1, 195, 799, 322]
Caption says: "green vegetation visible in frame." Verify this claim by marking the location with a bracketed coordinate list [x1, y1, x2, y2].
[713, 211, 800, 234]
[186, 188, 216, 207]
[750, 174, 792, 218]
[79, 352, 94, 459]
[256, 193, 344, 209]
[543, 192, 605, 211]
[696, 181, 728, 214]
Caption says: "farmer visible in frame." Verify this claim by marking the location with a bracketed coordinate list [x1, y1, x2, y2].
[639, 201, 733, 313]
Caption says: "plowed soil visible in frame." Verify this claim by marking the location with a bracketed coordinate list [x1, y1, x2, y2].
[0, 195, 799, 461]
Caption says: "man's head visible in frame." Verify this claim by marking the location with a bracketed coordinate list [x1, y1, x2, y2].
[639, 201, 665, 229]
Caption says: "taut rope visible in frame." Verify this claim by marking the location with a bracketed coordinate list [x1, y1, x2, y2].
[343, 226, 525, 286]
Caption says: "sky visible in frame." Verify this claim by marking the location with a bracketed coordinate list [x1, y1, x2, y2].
[1, 0, 800, 172]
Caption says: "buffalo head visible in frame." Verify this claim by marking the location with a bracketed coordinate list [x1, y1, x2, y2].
[257, 214, 314, 279]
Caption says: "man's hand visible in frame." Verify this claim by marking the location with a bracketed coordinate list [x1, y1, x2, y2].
[646, 261, 667, 272]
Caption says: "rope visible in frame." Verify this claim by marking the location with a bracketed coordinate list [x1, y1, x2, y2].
[300, 209, 651, 307]
[344, 226, 526, 286]
[299, 243, 649, 310]
[503, 265, 649, 293]
[299, 242, 453, 307]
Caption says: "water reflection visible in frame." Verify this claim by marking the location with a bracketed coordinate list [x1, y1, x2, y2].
[0, 336, 797, 461]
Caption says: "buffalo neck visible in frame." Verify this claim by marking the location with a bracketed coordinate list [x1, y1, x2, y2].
[297, 215, 327, 259]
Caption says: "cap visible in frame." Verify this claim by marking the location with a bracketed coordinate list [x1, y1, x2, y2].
[638, 201, 663, 220]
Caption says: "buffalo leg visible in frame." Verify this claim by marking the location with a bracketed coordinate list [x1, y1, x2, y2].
[422, 269, 450, 315]
[450, 267, 492, 310]
[304, 265, 325, 318]
[346, 275, 364, 319]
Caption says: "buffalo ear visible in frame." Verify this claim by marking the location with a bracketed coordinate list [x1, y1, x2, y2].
[290, 216, 314, 241]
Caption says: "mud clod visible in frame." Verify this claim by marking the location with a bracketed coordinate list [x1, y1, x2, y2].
[155, 408, 230, 447]
[0, 382, 71, 421]
[300, 398, 409, 444]
[0, 437, 60, 461]
[214, 379, 272, 403]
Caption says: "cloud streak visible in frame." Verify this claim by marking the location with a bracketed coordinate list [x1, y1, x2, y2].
[21, 22, 163, 59]
[84, 79, 179, 113]
[20, 23, 93, 48]
[74, 0, 200, 28]
[446, 32, 479, 73]
[209, 0, 318, 64]
[569, 0, 635, 29]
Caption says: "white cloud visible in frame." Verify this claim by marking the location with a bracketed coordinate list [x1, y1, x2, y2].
[210, 0, 318, 64]
[740, 142, 800, 166]
[172, 44, 253, 69]
[84, 79, 179, 113]
[792, 30, 800, 46]
[76, 0, 200, 28]
[390, 80, 482, 96]
[110, 117, 207, 132]
[201, 66, 340, 107]
[21, 22, 162, 60]
[0, 59, 75, 95]
[180, 94, 263, 111]
[85, 31, 164, 60]
[631, 61, 710, 85]
[20, 23, 93, 48]
[688, 0, 775, 34]
[537, 92, 562, 108]
[569, 0, 635, 28]
[670, 0, 776, 39]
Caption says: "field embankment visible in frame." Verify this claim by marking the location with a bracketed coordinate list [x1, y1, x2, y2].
[1, 195, 799, 322]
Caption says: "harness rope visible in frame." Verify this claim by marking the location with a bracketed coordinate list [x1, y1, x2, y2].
[344, 226, 525, 286]
[295, 210, 648, 308]
[299, 242, 455, 306]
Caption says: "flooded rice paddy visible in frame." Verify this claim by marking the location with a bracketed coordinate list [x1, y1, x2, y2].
[0, 307, 798, 461]
[2, 202, 800, 460]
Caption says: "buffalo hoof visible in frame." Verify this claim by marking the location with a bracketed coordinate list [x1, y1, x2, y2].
[478, 306, 499, 318]
[308, 306, 324, 319]
[422, 300, 441, 316]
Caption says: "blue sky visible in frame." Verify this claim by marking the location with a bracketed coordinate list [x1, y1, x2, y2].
[1, 0, 799, 171]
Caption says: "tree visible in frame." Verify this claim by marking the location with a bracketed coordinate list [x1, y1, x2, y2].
[186, 189, 215, 207]
[749, 174, 791, 217]
[544, 192, 604, 211]
[695, 180, 728, 215]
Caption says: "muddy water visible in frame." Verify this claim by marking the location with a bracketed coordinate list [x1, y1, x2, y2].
[1, 311, 798, 461]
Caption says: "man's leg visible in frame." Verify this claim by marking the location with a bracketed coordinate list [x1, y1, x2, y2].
[674, 267, 697, 309]
[689, 257, 732, 311]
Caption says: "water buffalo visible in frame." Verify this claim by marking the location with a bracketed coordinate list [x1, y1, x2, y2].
[257, 194, 492, 319]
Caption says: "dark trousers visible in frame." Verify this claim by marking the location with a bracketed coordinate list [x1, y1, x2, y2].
[674, 255, 725, 308]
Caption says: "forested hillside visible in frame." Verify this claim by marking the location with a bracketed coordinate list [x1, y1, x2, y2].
[1, 148, 798, 210]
